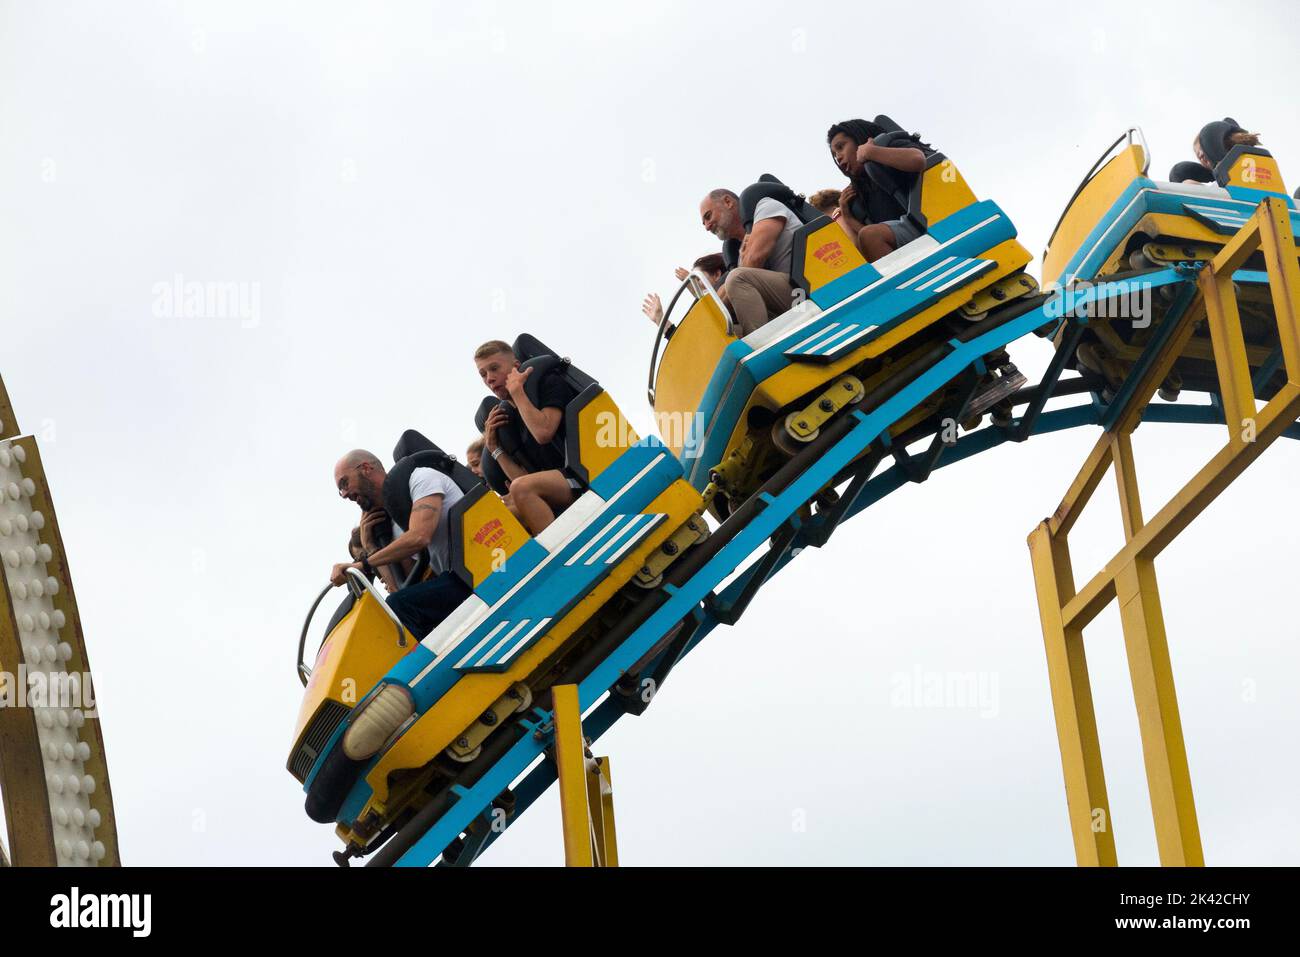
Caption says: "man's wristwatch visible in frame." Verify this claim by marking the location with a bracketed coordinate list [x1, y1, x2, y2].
[359, 555, 374, 577]
[491, 447, 504, 461]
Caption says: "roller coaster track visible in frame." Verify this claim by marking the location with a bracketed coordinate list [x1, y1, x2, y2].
[365, 215, 1300, 865]
[0, 375, 119, 867]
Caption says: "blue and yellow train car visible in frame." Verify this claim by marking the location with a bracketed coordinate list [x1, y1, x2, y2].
[289, 338, 708, 861]
[649, 116, 1039, 516]
[1042, 127, 1298, 401]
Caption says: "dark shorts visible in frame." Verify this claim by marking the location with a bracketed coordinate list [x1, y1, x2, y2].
[385, 570, 473, 641]
[884, 216, 923, 248]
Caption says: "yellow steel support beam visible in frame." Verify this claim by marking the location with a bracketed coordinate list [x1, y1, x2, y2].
[1115, 558, 1203, 865]
[1028, 523, 1116, 866]
[1112, 432, 1144, 539]
[1254, 197, 1300, 382]
[1059, 381, 1300, 634]
[553, 683, 594, 866]
[595, 757, 618, 867]
[583, 756, 618, 867]
[1061, 570, 1118, 633]
[1062, 380, 1300, 627]
[1111, 434, 1202, 862]
[552, 683, 618, 867]
[1048, 431, 1112, 538]
[1029, 198, 1300, 866]
[1201, 267, 1256, 445]
[1210, 202, 1263, 277]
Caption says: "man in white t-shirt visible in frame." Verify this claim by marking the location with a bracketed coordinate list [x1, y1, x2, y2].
[749, 195, 801, 275]
[330, 449, 472, 640]
[389, 466, 463, 577]
[699, 187, 801, 336]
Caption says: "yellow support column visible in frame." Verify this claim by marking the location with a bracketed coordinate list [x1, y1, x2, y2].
[553, 683, 595, 866]
[584, 756, 618, 867]
[1201, 269, 1256, 445]
[1114, 559, 1203, 865]
[1028, 523, 1116, 866]
[552, 683, 618, 867]
[1111, 423, 1202, 865]
[1028, 197, 1300, 867]
[595, 757, 618, 867]
[1255, 197, 1300, 382]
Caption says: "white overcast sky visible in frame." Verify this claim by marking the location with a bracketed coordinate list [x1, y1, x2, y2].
[2, 0, 1298, 866]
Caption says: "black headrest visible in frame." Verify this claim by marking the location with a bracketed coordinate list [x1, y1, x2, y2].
[390, 436, 479, 495]
[873, 114, 905, 134]
[721, 237, 741, 270]
[507, 334, 598, 400]
[519, 354, 571, 409]
[1197, 117, 1244, 167]
[392, 429, 438, 461]
[863, 155, 916, 216]
[474, 395, 500, 433]
[471, 396, 519, 496]
[1169, 161, 1214, 184]
[512, 333, 553, 364]
[873, 130, 920, 150]
[473, 395, 533, 468]
[739, 176, 816, 230]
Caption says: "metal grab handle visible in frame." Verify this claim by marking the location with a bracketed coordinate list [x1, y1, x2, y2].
[296, 571, 412, 687]
[646, 269, 731, 405]
[297, 583, 335, 687]
[1043, 127, 1148, 262]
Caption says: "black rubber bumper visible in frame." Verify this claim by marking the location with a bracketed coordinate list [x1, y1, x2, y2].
[305, 744, 368, 824]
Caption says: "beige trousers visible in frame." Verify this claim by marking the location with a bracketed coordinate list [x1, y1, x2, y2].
[724, 267, 797, 336]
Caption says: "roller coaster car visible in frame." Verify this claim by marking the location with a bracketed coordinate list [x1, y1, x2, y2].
[288, 337, 707, 861]
[1043, 129, 1299, 402]
[648, 115, 1038, 519]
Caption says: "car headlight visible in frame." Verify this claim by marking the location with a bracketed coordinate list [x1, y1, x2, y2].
[342, 684, 414, 761]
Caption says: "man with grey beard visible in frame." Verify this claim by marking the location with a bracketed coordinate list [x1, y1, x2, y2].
[699, 187, 800, 335]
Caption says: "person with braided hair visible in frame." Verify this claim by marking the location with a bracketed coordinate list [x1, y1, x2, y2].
[827, 118, 930, 262]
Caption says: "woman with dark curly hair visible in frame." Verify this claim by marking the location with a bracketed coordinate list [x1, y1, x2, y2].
[827, 118, 930, 262]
